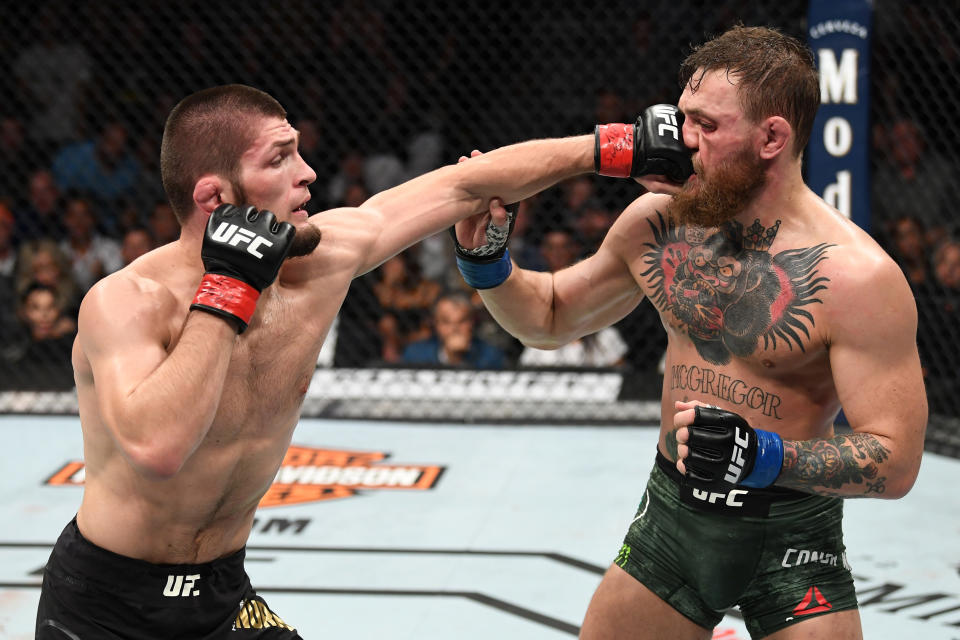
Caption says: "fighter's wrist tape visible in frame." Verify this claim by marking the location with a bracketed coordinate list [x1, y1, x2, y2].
[456, 249, 513, 289]
[190, 273, 260, 333]
[595, 123, 635, 178]
[740, 429, 784, 488]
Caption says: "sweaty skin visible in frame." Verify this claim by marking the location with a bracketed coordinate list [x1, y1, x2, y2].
[73, 118, 594, 564]
[472, 69, 925, 503]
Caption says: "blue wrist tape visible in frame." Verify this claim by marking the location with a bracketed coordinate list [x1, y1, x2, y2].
[740, 429, 784, 488]
[456, 249, 513, 289]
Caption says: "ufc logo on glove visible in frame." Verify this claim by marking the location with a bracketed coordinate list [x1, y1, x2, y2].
[650, 104, 681, 140]
[724, 427, 751, 483]
[210, 222, 274, 259]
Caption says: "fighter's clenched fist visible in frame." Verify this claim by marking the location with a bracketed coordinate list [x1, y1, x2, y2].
[190, 203, 295, 332]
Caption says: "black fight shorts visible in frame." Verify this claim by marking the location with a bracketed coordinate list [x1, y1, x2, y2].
[36, 518, 302, 639]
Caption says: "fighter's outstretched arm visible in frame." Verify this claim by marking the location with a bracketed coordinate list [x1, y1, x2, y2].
[476, 194, 662, 348]
[354, 135, 594, 274]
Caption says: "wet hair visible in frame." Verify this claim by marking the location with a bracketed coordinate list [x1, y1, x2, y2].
[160, 84, 286, 223]
[679, 25, 820, 156]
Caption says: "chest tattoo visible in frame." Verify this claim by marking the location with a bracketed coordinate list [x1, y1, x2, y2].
[641, 212, 834, 365]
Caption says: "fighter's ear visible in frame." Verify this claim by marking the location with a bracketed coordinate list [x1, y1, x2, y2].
[193, 175, 228, 216]
[758, 116, 791, 160]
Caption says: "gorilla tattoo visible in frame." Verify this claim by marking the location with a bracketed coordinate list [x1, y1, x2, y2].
[641, 212, 832, 365]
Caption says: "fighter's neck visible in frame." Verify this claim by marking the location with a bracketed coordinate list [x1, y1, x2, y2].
[732, 166, 812, 229]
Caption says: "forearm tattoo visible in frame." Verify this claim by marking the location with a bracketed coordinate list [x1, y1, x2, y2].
[779, 434, 891, 497]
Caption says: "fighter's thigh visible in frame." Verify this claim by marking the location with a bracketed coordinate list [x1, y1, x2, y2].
[761, 608, 862, 640]
[580, 564, 712, 640]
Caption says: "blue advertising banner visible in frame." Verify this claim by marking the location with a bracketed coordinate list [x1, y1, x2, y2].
[806, 0, 874, 231]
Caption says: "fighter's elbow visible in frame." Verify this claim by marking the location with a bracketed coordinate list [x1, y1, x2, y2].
[879, 464, 920, 500]
[125, 442, 186, 480]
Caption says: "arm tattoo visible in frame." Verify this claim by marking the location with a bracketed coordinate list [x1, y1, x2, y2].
[778, 434, 891, 497]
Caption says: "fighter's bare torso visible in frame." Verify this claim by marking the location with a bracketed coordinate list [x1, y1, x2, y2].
[615, 193, 890, 459]
[74, 217, 352, 564]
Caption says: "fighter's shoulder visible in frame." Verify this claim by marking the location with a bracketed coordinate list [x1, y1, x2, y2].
[304, 205, 394, 264]
[814, 219, 915, 319]
[79, 261, 179, 334]
[603, 192, 674, 251]
[818, 217, 901, 281]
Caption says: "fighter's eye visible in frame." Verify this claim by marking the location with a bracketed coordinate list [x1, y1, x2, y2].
[694, 256, 706, 267]
[719, 266, 734, 277]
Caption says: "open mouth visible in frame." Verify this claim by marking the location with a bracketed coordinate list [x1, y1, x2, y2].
[292, 196, 310, 216]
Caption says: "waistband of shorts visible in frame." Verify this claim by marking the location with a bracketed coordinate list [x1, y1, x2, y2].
[655, 450, 810, 502]
[47, 517, 248, 600]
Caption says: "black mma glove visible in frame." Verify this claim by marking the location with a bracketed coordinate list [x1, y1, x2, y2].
[595, 104, 694, 183]
[451, 203, 517, 289]
[684, 406, 784, 490]
[191, 203, 295, 333]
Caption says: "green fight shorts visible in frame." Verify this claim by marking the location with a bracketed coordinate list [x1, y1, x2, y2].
[614, 452, 858, 638]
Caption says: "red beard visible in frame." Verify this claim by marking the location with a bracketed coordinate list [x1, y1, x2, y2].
[669, 145, 767, 228]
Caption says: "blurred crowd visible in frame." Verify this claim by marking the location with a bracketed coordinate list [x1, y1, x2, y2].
[0, 1, 957, 416]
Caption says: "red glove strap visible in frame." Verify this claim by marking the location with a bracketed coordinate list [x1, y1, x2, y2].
[192, 274, 260, 326]
[596, 123, 634, 178]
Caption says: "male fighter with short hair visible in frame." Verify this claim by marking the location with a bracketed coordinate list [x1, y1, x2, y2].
[34, 83, 603, 639]
[453, 26, 925, 639]
[37, 81, 690, 638]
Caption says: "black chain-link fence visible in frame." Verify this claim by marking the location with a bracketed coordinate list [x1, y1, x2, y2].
[0, 2, 956, 452]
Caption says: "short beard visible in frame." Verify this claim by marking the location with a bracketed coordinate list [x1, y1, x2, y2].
[668, 145, 767, 228]
[287, 224, 322, 258]
[229, 178, 321, 258]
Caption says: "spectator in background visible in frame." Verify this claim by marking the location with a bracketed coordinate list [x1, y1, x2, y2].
[15, 238, 82, 319]
[405, 124, 445, 180]
[559, 175, 595, 222]
[120, 226, 156, 266]
[873, 116, 956, 246]
[374, 249, 441, 363]
[60, 196, 124, 292]
[884, 215, 931, 291]
[520, 226, 629, 369]
[15, 169, 65, 243]
[539, 226, 583, 273]
[326, 150, 368, 208]
[12, 4, 92, 149]
[575, 198, 617, 258]
[0, 282, 76, 391]
[932, 238, 960, 293]
[51, 119, 141, 227]
[916, 238, 960, 414]
[402, 290, 504, 369]
[18, 282, 77, 341]
[147, 202, 180, 245]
